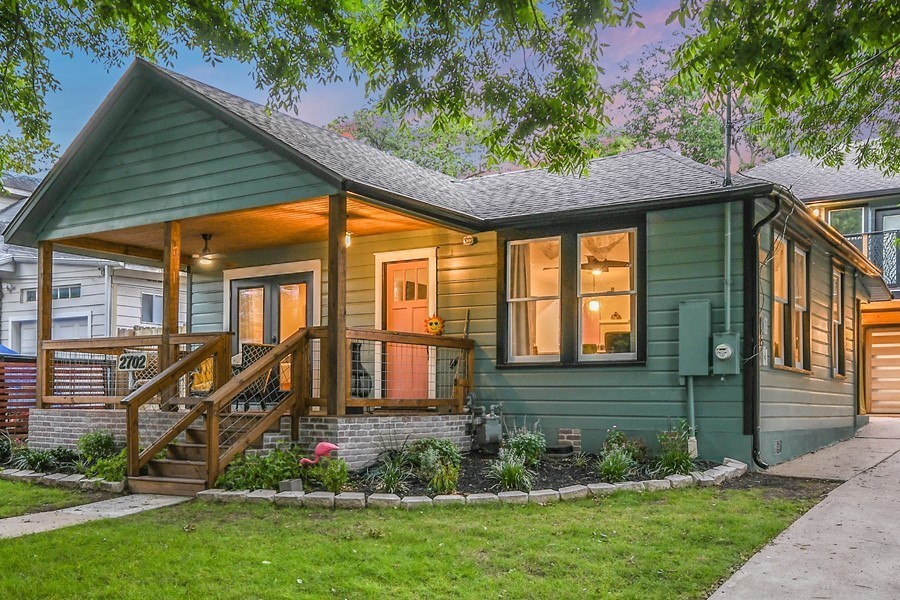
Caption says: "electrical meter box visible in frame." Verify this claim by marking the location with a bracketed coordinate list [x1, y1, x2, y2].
[678, 300, 711, 376]
[712, 331, 741, 375]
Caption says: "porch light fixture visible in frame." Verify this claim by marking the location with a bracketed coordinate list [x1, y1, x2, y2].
[198, 234, 214, 265]
[344, 231, 352, 248]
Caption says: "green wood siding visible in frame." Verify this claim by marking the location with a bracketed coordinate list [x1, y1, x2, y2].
[36, 90, 336, 241]
[757, 199, 864, 464]
[188, 202, 751, 462]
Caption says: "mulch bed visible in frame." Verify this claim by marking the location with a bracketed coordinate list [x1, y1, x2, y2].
[346, 450, 719, 496]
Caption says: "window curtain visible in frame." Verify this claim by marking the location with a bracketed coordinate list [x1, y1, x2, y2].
[509, 244, 536, 356]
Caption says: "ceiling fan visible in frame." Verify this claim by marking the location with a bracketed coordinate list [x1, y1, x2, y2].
[581, 256, 630, 274]
[191, 234, 227, 265]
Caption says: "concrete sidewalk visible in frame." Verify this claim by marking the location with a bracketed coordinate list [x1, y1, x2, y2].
[712, 417, 900, 599]
[0, 494, 190, 539]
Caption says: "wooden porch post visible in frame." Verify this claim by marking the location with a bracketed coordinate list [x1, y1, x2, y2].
[161, 221, 181, 410]
[36, 241, 53, 409]
[326, 193, 348, 415]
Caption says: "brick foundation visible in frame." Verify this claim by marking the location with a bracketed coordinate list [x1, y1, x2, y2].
[557, 428, 582, 453]
[288, 414, 472, 470]
[27, 409, 185, 450]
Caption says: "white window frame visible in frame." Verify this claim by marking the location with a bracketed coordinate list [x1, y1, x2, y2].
[506, 236, 561, 364]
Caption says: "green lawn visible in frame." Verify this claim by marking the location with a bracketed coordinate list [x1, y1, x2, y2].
[0, 485, 818, 599]
[0, 480, 92, 519]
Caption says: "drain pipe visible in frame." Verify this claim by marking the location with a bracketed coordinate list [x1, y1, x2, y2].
[749, 195, 783, 469]
[686, 375, 697, 457]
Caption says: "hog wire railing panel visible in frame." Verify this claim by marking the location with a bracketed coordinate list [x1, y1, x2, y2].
[846, 230, 899, 288]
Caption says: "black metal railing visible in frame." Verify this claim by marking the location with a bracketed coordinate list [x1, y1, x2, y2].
[845, 230, 899, 289]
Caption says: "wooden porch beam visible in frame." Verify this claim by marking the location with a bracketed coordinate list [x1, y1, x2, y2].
[160, 221, 181, 409]
[326, 192, 348, 415]
[55, 236, 194, 265]
[36, 241, 53, 409]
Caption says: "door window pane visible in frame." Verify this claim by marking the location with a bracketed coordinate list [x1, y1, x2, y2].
[392, 269, 404, 302]
[238, 287, 264, 347]
[279, 283, 307, 341]
[417, 267, 428, 300]
[405, 269, 416, 301]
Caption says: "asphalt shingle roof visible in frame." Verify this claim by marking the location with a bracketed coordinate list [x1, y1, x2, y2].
[743, 153, 900, 201]
[456, 149, 762, 220]
[1, 174, 41, 194]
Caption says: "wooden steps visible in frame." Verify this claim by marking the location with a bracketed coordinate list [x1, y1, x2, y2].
[128, 412, 279, 496]
[127, 475, 206, 497]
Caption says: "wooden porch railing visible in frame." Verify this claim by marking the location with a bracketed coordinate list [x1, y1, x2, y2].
[122, 334, 231, 478]
[40, 333, 229, 407]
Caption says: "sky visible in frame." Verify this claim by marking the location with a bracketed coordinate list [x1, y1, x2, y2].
[43, 0, 679, 159]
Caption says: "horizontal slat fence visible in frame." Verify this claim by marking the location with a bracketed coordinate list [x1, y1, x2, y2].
[0, 357, 37, 436]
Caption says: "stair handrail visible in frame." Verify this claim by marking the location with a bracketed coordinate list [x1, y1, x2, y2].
[124, 334, 231, 478]
[203, 328, 311, 484]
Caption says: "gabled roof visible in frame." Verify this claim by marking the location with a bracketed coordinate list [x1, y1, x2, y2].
[743, 153, 900, 202]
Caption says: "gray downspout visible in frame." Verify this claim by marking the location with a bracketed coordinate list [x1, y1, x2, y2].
[749, 196, 782, 469]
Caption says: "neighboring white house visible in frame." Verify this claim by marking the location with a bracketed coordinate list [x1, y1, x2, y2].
[0, 176, 185, 354]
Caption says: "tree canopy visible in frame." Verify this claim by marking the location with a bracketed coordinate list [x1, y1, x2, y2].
[671, 0, 900, 174]
[0, 0, 643, 176]
[614, 45, 785, 169]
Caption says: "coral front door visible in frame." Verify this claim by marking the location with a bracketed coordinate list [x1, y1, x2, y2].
[385, 260, 430, 399]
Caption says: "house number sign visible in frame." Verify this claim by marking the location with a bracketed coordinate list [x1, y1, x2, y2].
[117, 353, 148, 371]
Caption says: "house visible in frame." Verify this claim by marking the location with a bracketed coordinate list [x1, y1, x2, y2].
[746, 154, 900, 415]
[4, 60, 889, 494]
[0, 178, 184, 354]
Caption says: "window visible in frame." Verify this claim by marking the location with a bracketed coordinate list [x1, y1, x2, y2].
[831, 266, 846, 377]
[827, 207, 864, 236]
[771, 235, 810, 371]
[503, 225, 642, 365]
[578, 230, 636, 360]
[22, 285, 81, 302]
[141, 293, 164, 325]
[507, 237, 561, 362]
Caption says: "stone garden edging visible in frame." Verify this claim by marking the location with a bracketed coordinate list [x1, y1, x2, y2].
[195, 458, 749, 509]
[0, 467, 126, 493]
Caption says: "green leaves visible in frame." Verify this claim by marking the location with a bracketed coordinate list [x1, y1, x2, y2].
[0, 0, 644, 176]
[673, 0, 900, 174]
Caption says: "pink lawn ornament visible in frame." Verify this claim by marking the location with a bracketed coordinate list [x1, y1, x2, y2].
[300, 442, 339, 466]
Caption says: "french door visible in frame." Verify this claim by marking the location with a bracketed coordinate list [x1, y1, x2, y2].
[230, 273, 314, 353]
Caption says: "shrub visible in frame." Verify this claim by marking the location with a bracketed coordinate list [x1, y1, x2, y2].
[409, 438, 461, 469]
[302, 457, 350, 493]
[86, 449, 127, 482]
[603, 426, 649, 464]
[504, 425, 545, 467]
[427, 463, 460, 495]
[595, 446, 635, 483]
[218, 448, 301, 491]
[0, 430, 12, 464]
[487, 450, 534, 492]
[49, 447, 82, 474]
[367, 447, 412, 495]
[10, 447, 55, 472]
[654, 420, 693, 477]
[77, 431, 117, 465]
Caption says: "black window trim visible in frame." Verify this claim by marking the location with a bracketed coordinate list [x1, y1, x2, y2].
[496, 215, 647, 368]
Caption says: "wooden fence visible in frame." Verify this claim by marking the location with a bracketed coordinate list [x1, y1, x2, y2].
[0, 357, 37, 436]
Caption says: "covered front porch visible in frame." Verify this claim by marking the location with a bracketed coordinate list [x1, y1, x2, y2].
[32, 193, 476, 492]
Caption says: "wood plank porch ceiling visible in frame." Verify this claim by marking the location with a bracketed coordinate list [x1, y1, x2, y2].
[56, 196, 435, 264]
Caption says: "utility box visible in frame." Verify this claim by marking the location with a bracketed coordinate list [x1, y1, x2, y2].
[712, 331, 742, 375]
[678, 300, 711, 376]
